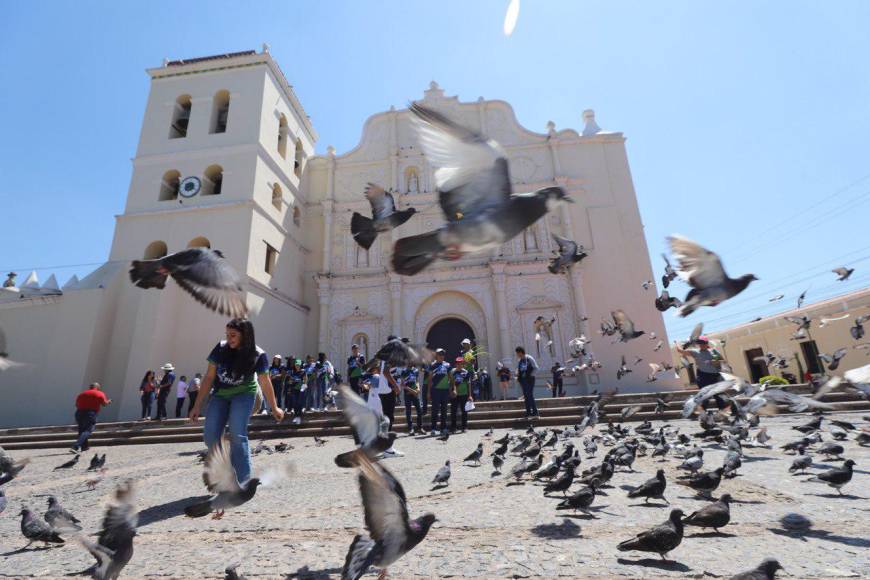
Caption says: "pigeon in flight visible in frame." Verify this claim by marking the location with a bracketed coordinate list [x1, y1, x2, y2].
[654, 289, 682, 312]
[832, 266, 854, 281]
[78, 480, 137, 580]
[641, 280, 653, 291]
[129, 248, 247, 318]
[683, 493, 732, 533]
[350, 183, 417, 250]
[0, 446, 30, 482]
[729, 558, 784, 580]
[768, 294, 784, 302]
[342, 454, 436, 580]
[661, 254, 678, 288]
[807, 459, 855, 495]
[681, 322, 704, 348]
[745, 389, 836, 415]
[682, 378, 737, 417]
[850, 314, 869, 340]
[370, 337, 434, 369]
[617, 509, 685, 561]
[548, 234, 588, 274]
[611, 310, 645, 342]
[819, 348, 847, 371]
[818, 313, 849, 328]
[391, 103, 572, 275]
[616, 356, 632, 381]
[185, 436, 293, 519]
[44, 496, 82, 531]
[653, 340, 664, 352]
[335, 385, 397, 467]
[667, 235, 758, 316]
[797, 289, 808, 308]
[19, 508, 64, 548]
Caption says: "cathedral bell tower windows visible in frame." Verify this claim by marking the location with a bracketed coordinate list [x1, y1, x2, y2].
[158, 170, 181, 201]
[210, 90, 230, 134]
[278, 115, 289, 159]
[169, 95, 192, 139]
[294, 137, 305, 177]
[202, 165, 223, 196]
[264, 242, 279, 275]
[143, 241, 168, 259]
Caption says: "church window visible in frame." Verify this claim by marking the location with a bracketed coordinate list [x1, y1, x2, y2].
[187, 236, 210, 249]
[202, 165, 223, 196]
[404, 166, 421, 193]
[143, 241, 168, 259]
[264, 242, 279, 274]
[523, 225, 539, 252]
[272, 184, 283, 210]
[352, 333, 369, 359]
[294, 137, 305, 177]
[292, 206, 301, 226]
[159, 170, 181, 201]
[210, 90, 230, 134]
[169, 95, 191, 139]
[278, 114, 289, 159]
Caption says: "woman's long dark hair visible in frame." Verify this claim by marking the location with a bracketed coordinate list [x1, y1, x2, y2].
[225, 318, 258, 377]
[140, 370, 154, 388]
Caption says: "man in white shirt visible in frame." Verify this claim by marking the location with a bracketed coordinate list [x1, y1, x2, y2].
[174, 375, 189, 418]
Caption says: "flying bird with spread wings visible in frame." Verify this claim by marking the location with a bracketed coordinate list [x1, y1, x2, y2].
[350, 183, 417, 250]
[390, 103, 572, 275]
[548, 235, 587, 274]
[129, 248, 247, 318]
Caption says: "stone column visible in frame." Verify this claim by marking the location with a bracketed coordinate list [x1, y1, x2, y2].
[316, 278, 331, 353]
[321, 200, 334, 272]
[389, 273, 402, 338]
[490, 262, 511, 361]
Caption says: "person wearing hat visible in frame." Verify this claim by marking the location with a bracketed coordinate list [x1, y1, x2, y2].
[450, 356, 474, 433]
[347, 344, 366, 396]
[675, 336, 726, 409]
[426, 348, 451, 435]
[154, 363, 176, 421]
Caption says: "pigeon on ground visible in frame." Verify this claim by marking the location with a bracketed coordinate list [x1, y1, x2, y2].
[491, 453, 504, 476]
[335, 385, 397, 468]
[556, 479, 599, 513]
[850, 315, 870, 340]
[832, 266, 854, 281]
[729, 558, 784, 580]
[661, 254, 678, 288]
[54, 454, 80, 470]
[185, 436, 291, 519]
[627, 469, 669, 504]
[533, 456, 563, 481]
[579, 459, 614, 486]
[806, 459, 855, 495]
[0, 446, 30, 481]
[44, 496, 81, 530]
[548, 234, 587, 274]
[20, 508, 65, 547]
[78, 480, 137, 580]
[350, 183, 417, 250]
[817, 441, 844, 459]
[391, 103, 572, 275]
[129, 247, 247, 318]
[341, 454, 436, 580]
[432, 461, 451, 486]
[789, 446, 813, 474]
[464, 443, 483, 465]
[611, 310, 645, 342]
[87, 453, 107, 471]
[678, 467, 724, 498]
[543, 466, 576, 496]
[683, 494, 732, 533]
[667, 235, 758, 317]
[617, 356, 632, 380]
[313, 436, 327, 447]
[617, 509, 685, 561]
[722, 451, 742, 478]
[224, 563, 247, 580]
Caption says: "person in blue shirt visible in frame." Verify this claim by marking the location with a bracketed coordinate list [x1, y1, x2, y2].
[450, 357, 474, 433]
[515, 346, 539, 418]
[286, 359, 306, 424]
[269, 355, 285, 411]
[189, 318, 283, 483]
[154, 363, 176, 421]
[426, 349, 451, 435]
[401, 366, 424, 435]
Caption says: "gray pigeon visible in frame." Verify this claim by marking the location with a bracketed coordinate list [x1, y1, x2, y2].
[832, 266, 854, 281]
[391, 103, 572, 275]
[44, 496, 82, 530]
[129, 247, 247, 318]
[617, 356, 632, 380]
[491, 453, 504, 476]
[184, 436, 262, 519]
[548, 234, 588, 274]
[20, 508, 64, 547]
[0, 446, 30, 481]
[341, 454, 436, 580]
[678, 467, 724, 498]
[78, 480, 137, 580]
[463, 444, 483, 465]
[667, 235, 758, 317]
[850, 315, 869, 340]
[807, 459, 855, 494]
[654, 290, 682, 312]
[617, 509, 685, 561]
[796, 289, 808, 308]
[661, 254, 678, 288]
[627, 469, 669, 504]
[819, 348, 847, 371]
[683, 493, 732, 533]
[789, 445, 812, 474]
[432, 460, 451, 486]
[350, 183, 417, 250]
[730, 558, 784, 580]
[611, 310, 645, 342]
[335, 385, 397, 468]
[0, 489, 6, 515]
[556, 479, 599, 513]
[224, 563, 248, 580]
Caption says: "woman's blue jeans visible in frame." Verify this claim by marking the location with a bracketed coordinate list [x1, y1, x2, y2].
[203, 392, 256, 483]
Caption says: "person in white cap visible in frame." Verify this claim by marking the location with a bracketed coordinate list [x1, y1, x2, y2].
[154, 363, 176, 421]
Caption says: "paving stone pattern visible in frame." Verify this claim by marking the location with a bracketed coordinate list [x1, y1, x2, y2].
[0, 413, 867, 578]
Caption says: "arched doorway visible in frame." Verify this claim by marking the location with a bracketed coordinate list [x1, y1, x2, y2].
[426, 318, 475, 364]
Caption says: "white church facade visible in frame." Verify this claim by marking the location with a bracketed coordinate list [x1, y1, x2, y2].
[0, 48, 677, 428]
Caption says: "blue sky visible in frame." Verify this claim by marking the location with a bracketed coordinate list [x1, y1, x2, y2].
[2, 1, 869, 340]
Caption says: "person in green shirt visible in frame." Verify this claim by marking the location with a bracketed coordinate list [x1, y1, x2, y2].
[450, 356, 474, 433]
[426, 349, 451, 435]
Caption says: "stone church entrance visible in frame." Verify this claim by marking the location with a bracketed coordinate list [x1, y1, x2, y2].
[426, 318, 475, 363]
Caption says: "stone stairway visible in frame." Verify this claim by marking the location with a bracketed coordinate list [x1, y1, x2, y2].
[0, 384, 867, 450]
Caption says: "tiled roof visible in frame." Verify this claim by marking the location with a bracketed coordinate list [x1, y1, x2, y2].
[166, 50, 256, 67]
